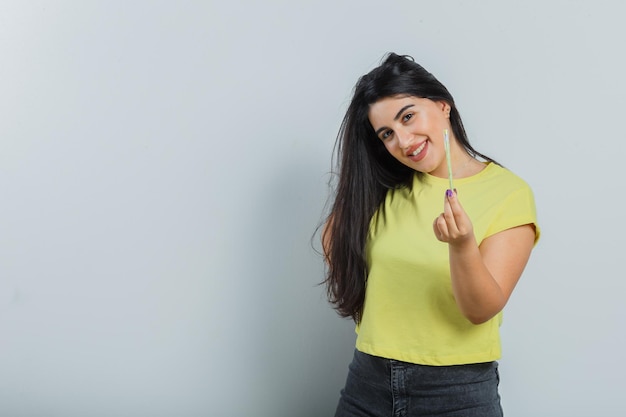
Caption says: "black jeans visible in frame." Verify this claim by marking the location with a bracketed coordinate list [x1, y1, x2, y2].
[334, 349, 503, 417]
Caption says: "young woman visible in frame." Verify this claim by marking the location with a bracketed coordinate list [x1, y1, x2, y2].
[322, 53, 540, 416]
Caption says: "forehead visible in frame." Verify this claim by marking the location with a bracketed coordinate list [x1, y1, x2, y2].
[368, 96, 434, 126]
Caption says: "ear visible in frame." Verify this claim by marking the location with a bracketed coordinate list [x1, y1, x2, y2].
[437, 101, 452, 118]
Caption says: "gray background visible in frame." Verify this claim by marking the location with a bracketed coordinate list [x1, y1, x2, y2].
[0, 1, 623, 416]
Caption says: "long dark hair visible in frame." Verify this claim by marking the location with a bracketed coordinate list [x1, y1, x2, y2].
[323, 53, 495, 322]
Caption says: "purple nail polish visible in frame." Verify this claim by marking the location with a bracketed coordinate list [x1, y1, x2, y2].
[446, 189, 454, 198]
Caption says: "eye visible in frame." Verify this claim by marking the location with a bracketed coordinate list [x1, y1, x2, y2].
[380, 129, 393, 141]
[402, 113, 413, 122]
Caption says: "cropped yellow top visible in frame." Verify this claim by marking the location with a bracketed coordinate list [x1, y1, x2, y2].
[355, 163, 540, 366]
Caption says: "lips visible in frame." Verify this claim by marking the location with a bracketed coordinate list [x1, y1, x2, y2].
[406, 141, 428, 162]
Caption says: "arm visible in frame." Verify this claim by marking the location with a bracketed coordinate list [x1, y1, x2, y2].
[433, 190, 536, 324]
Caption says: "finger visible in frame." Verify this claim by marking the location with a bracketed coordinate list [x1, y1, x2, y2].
[433, 213, 449, 241]
[445, 188, 475, 240]
[445, 189, 467, 228]
[432, 218, 442, 241]
[443, 191, 459, 234]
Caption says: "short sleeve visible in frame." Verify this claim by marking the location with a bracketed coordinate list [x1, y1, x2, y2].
[484, 185, 540, 245]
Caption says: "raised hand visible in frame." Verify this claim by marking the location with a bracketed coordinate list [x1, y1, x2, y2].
[433, 189, 475, 246]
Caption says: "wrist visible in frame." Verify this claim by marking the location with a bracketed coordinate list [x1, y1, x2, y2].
[448, 234, 477, 252]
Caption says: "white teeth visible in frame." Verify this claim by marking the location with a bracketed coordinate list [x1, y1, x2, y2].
[411, 142, 426, 156]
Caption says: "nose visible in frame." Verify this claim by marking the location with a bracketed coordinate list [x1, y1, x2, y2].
[396, 128, 412, 150]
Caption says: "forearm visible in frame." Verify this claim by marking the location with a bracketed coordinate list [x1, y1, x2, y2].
[434, 192, 535, 324]
[448, 238, 505, 324]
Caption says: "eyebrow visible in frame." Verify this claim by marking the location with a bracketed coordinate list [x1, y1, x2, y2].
[374, 104, 415, 136]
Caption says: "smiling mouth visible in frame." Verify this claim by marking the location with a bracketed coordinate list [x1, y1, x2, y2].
[408, 141, 427, 157]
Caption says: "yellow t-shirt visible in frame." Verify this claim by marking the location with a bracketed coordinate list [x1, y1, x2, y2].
[356, 162, 540, 366]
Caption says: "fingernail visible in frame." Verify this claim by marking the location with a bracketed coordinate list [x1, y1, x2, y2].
[446, 189, 454, 198]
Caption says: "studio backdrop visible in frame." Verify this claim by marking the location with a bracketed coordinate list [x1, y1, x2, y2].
[0, 1, 624, 416]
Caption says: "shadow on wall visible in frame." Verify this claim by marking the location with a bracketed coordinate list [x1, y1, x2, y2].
[239, 159, 355, 417]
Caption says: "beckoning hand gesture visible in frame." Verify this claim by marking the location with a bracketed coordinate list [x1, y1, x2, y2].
[433, 190, 475, 246]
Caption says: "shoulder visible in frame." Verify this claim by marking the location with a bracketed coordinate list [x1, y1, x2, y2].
[472, 163, 535, 202]
[483, 163, 530, 187]
[477, 164, 540, 242]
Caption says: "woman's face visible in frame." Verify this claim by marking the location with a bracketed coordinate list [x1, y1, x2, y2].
[368, 95, 452, 178]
